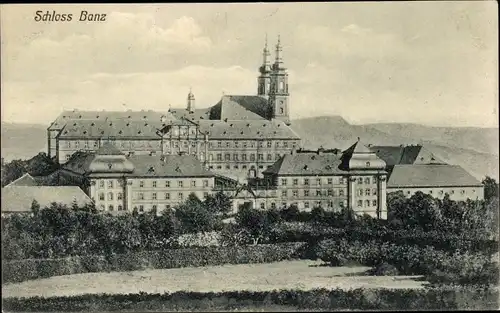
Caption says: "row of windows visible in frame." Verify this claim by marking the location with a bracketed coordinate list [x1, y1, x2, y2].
[170, 126, 198, 137]
[65, 141, 162, 149]
[135, 192, 209, 201]
[137, 180, 210, 188]
[99, 204, 125, 211]
[165, 141, 203, 149]
[281, 177, 348, 186]
[355, 177, 378, 185]
[209, 164, 271, 171]
[210, 140, 297, 149]
[98, 204, 174, 212]
[406, 189, 475, 196]
[98, 192, 123, 201]
[211, 153, 282, 162]
[259, 200, 346, 210]
[282, 189, 347, 197]
[357, 200, 378, 207]
[358, 189, 378, 196]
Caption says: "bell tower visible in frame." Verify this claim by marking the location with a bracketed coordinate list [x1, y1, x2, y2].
[269, 35, 290, 125]
[257, 34, 271, 97]
[187, 88, 195, 113]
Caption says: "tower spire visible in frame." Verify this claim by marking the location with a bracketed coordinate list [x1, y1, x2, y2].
[275, 34, 283, 66]
[187, 87, 195, 112]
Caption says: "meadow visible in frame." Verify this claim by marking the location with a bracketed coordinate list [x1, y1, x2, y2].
[2, 260, 425, 299]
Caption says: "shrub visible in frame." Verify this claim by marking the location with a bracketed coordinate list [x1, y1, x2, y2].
[367, 262, 400, 276]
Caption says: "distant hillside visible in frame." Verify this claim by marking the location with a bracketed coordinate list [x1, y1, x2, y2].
[1, 123, 47, 162]
[291, 116, 499, 180]
[366, 123, 499, 155]
[1, 118, 498, 181]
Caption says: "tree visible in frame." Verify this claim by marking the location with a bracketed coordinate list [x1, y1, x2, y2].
[482, 176, 499, 202]
[235, 205, 273, 245]
[30, 200, 41, 216]
[175, 194, 218, 234]
[203, 191, 232, 216]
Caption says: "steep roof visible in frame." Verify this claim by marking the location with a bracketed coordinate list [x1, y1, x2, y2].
[126, 155, 214, 178]
[5, 173, 38, 187]
[343, 140, 373, 156]
[49, 110, 172, 130]
[263, 152, 347, 176]
[1, 186, 93, 213]
[62, 152, 96, 175]
[370, 145, 445, 166]
[387, 164, 483, 188]
[57, 120, 163, 139]
[222, 95, 271, 120]
[198, 119, 300, 140]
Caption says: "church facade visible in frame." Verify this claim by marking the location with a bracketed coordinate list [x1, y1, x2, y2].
[47, 37, 300, 182]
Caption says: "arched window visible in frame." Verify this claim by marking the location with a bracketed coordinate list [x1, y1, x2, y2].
[108, 192, 113, 201]
[108, 205, 114, 211]
[118, 205, 123, 211]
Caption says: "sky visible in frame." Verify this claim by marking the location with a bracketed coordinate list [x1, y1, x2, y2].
[1, 2, 498, 128]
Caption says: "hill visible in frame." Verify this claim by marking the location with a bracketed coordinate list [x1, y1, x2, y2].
[1, 123, 47, 162]
[366, 123, 499, 155]
[291, 116, 499, 180]
[1, 118, 498, 180]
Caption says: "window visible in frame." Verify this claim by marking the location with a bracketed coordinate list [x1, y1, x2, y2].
[139, 181, 144, 188]
[407, 191, 411, 195]
[280, 108, 284, 114]
[292, 179, 298, 186]
[225, 154, 230, 161]
[358, 178, 363, 184]
[152, 181, 157, 188]
[178, 193, 183, 201]
[108, 192, 113, 201]
[117, 192, 123, 200]
[165, 180, 170, 188]
[75, 142, 80, 149]
[281, 190, 287, 197]
[271, 203, 276, 209]
[372, 200, 377, 207]
[366, 162, 371, 167]
[250, 154, 256, 161]
[267, 141, 272, 148]
[178, 181, 183, 188]
[304, 202, 310, 209]
[94, 141, 98, 148]
[108, 180, 113, 188]
[217, 154, 222, 161]
[259, 141, 264, 148]
[99, 180, 104, 188]
[328, 189, 333, 196]
[165, 204, 171, 210]
[365, 200, 370, 207]
[234, 141, 239, 148]
[316, 178, 322, 186]
[281, 179, 287, 186]
[109, 205, 114, 211]
[328, 178, 333, 185]
[293, 190, 298, 197]
[100, 205, 105, 211]
[461, 190, 465, 194]
[450, 190, 454, 194]
[358, 189, 363, 196]
[204, 192, 209, 198]
[99, 192, 105, 201]
[242, 154, 247, 161]
[152, 205, 157, 211]
[191, 142, 196, 148]
[139, 205, 144, 212]
[234, 154, 239, 161]
[357, 200, 363, 207]
[316, 190, 322, 196]
[260, 203, 265, 209]
[365, 189, 371, 196]
[217, 141, 222, 148]
[430, 190, 434, 194]
[328, 201, 334, 208]
[304, 178, 309, 185]
[439, 190, 444, 195]
[275, 154, 280, 160]
[118, 205, 123, 211]
[339, 190, 344, 196]
[191, 180, 196, 187]
[373, 189, 377, 196]
[84, 142, 88, 149]
[242, 165, 247, 169]
[282, 202, 287, 208]
[226, 141, 230, 148]
[258, 154, 264, 161]
[275, 141, 280, 148]
[283, 142, 288, 148]
[243, 141, 247, 148]
[139, 193, 144, 200]
[203, 180, 209, 187]
[152, 193, 157, 200]
[267, 154, 272, 161]
[304, 190, 310, 197]
[165, 193, 170, 200]
[364, 177, 370, 184]
[226, 165, 231, 169]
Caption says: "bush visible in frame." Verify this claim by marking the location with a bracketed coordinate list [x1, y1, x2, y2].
[1, 242, 307, 284]
[367, 262, 400, 276]
[2, 288, 498, 311]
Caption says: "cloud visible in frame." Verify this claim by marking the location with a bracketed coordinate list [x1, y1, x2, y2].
[3, 13, 212, 81]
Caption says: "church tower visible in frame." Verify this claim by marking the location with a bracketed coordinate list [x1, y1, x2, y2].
[257, 35, 271, 96]
[269, 35, 290, 125]
[187, 88, 195, 113]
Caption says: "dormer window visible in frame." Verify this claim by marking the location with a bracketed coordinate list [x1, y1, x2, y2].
[366, 162, 370, 167]
[108, 163, 112, 169]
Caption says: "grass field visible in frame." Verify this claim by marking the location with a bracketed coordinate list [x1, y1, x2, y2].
[2, 260, 426, 299]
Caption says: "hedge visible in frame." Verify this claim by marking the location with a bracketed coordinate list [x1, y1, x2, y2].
[2, 288, 498, 311]
[2, 242, 306, 284]
[313, 239, 499, 286]
[268, 224, 499, 255]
